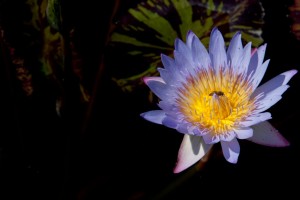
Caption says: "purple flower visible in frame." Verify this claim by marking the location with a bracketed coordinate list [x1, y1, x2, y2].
[140, 27, 297, 173]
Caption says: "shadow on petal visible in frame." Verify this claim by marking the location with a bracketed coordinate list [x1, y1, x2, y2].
[173, 135, 212, 173]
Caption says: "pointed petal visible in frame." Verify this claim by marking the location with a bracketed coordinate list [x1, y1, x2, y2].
[237, 42, 252, 75]
[191, 34, 211, 70]
[221, 138, 240, 164]
[144, 77, 171, 100]
[250, 48, 257, 57]
[174, 38, 193, 63]
[247, 44, 267, 77]
[250, 59, 270, 90]
[239, 112, 272, 127]
[161, 54, 178, 78]
[227, 31, 242, 68]
[157, 67, 176, 85]
[186, 30, 195, 49]
[209, 27, 227, 71]
[234, 127, 253, 139]
[247, 121, 290, 147]
[157, 68, 172, 84]
[256, 96, 283, 114]
[161, 54, 184, 84]
[161, 54, 175, 71]
[252, 70, 298, 98]
[140, 110, 166, 124]
[254, 85, 289, 113]
[173, 135, 212, 173]
[143, 76, 164, 84]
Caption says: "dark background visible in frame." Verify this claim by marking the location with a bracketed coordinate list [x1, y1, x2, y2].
[0, 0, 299, 199]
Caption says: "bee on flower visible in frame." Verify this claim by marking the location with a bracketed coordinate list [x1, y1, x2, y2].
[140, 27, 297, 173]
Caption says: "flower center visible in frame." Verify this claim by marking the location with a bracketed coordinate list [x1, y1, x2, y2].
[209, 91, 232, 120]
[176, 68, 255, 135]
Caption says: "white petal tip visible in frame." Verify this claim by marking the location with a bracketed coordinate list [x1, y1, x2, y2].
[173, 164, 184, 174]
[289, 69, 298, 77]
[142, 77, 151, 84]
[173, 135, 212, 173]
[225, 154, 239, 164]
[186, 30, 196, 38]
[140, 113, 148, 119]
[143, 76, 164, 84]
[227, 157, 238, 164]
[140, 110, 166, 124]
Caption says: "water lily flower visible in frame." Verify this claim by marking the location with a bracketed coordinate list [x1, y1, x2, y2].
[140, 27, 297, 173]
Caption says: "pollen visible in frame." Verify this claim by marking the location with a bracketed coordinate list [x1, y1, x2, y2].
[177, 68, 255, 135]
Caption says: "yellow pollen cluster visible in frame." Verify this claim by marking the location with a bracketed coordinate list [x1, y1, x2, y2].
[177, 68, 255, 135]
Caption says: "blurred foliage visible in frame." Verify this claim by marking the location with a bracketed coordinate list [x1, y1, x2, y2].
[0, 0, 90, 117]
[108, 0, 265, 93]
[46, 0, 62, 31]
[0, 0, 266, 108]
[289, 0, 300, 40]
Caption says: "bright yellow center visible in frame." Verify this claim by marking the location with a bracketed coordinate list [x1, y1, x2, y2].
[177, 68, 255, 135]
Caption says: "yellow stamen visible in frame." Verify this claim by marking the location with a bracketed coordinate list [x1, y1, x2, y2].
[177, 68, 255, 135]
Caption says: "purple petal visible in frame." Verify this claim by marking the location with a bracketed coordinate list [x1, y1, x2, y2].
[251, 48, 257, 56]
[254, 85, 289, 113]
[174, 38, 193, 63]
[157, 68, 172, 84]
[250, 59, 270, 90]
[192, 127, 208, 136]
[247, 44, 267, 77]
[161, 54, 176, 73]
[247, 121, 290, 147]
[173, 135, 212, 173]
[209, 27, 227, 71]
[144, 77, 171, 100]
[186, 30, 195, 49]
[256, 96, 283, 114]
[203, 133, 220, 144]
[234, 127, 253, 139]
[140, 110, 166, 124]
[237, 42, 252, 75]
[251, 69, 298, 98]
[176, 124, 201, 135]
[174, 50, 194, 76]
[176, 123, 190, 134]
[239, 112, 272, 127]
[191, 34, 211, 70]
[161, 54, 184, 84]
[162, 117, 178, 129]
[221, 138, 240, 164]
[143, 76, 164, 84]
[227, 31, 242, 68]
[219, 131, 235, 142]
[158, 100, 177, 112]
